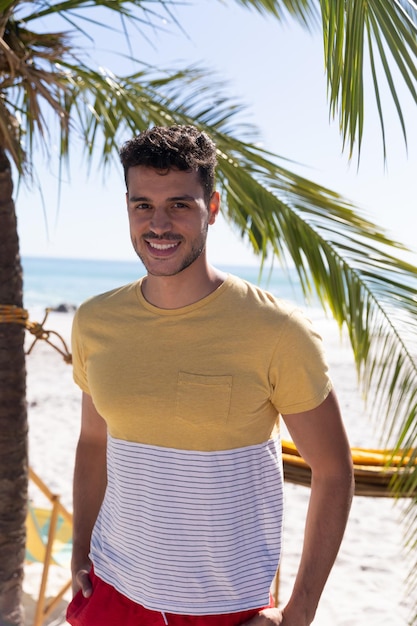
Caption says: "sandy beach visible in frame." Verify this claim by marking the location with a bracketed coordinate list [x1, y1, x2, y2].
[22, 308, 414, 625]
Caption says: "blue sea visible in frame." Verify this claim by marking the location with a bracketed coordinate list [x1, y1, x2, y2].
[22, 256, 312, 311]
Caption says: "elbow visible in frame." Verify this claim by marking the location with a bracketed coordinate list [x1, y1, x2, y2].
[338, 467, 355, 502]
[312, 459, 355, 500]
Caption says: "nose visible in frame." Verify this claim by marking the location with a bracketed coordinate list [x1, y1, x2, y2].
[150, 207, 172, 235]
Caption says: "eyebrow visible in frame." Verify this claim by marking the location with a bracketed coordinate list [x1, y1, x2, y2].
[128, 194, 197, 203]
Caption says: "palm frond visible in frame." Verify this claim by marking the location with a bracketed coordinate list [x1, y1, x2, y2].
[230, 0, 320, 28]
[7, 0, 417, 160]
[320, 0, 417, 158]
[16, 0, 181, 31]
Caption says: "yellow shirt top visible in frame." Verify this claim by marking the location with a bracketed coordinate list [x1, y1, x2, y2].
[71, 273, 332, 451]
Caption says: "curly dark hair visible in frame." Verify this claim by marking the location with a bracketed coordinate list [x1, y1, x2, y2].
[119, 125, 218, 202]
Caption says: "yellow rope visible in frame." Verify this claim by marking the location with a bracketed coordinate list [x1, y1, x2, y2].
[0, 305, 72, 364]
[0, 304, 29, 326]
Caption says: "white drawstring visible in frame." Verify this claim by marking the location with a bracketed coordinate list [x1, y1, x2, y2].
[161, 611, 168, 625]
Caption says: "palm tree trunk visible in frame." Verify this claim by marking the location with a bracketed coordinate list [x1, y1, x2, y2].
[0, 147, 27, 626]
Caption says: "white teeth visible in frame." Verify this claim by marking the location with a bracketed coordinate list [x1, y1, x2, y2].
[149, 242, 178, 250]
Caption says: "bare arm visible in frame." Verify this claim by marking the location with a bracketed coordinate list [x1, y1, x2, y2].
[71, 391, 108, 596]
[244, 389, 354, 626]
[280, 389, 354, 624]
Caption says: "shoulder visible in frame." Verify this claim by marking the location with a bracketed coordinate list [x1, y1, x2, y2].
[224, 273, 324, 343]
[225, 273, 298, 318]
[74, 279, 143, 322]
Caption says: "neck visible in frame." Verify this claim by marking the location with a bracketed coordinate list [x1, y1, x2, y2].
[141, 261, 226, 309]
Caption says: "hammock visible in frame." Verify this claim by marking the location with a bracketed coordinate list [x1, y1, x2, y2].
[271, 440, 417, 605]
[282, 440, 417, 497]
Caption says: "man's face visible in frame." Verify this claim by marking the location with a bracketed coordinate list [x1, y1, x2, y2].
[126, 166, 219, 277]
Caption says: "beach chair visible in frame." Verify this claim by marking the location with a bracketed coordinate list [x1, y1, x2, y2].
[26, 468, 73, 626]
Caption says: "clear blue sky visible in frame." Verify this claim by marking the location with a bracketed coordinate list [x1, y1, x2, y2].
[15, 1, 417, 266]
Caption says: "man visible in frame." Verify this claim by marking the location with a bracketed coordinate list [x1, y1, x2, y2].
[67, 125, 354, 626]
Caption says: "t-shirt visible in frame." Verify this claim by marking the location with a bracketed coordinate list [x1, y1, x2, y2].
[71, 273, 332, 615]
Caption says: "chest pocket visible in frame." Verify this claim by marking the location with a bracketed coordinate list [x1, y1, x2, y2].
[175, 372, 232, 424]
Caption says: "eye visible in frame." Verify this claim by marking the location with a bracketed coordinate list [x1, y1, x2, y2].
[172, 202, 189, 209]
[135, 203, 152, 210]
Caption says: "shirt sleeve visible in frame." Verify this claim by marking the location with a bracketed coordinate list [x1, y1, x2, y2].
[71, 306, 91, 394]
[269, 307, 333, 414]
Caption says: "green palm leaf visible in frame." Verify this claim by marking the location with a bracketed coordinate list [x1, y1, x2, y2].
[320, 0, 417, 157]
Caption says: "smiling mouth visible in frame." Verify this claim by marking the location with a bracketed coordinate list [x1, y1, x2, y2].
[148, 241, 179, 251]
[144, 239, 182, 257]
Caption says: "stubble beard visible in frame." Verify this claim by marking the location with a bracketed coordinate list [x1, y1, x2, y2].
[133, 223, 209, 277]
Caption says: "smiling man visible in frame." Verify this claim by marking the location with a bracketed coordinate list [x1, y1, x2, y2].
[126, 165, 222, 306]
[67, 125, 354, 626]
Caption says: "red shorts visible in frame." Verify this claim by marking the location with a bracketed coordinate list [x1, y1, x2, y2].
[66, 568, 271, 626]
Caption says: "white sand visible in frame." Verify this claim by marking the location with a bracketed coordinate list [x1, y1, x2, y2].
[23, 309, 414, 625]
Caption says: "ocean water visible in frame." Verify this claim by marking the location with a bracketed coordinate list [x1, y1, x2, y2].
[21, 256, 312, 312]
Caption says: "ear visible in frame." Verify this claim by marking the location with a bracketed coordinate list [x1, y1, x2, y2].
[208, 191, 220, 225]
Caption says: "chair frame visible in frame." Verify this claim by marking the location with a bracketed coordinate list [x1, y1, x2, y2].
[28, 468, 73, 626]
